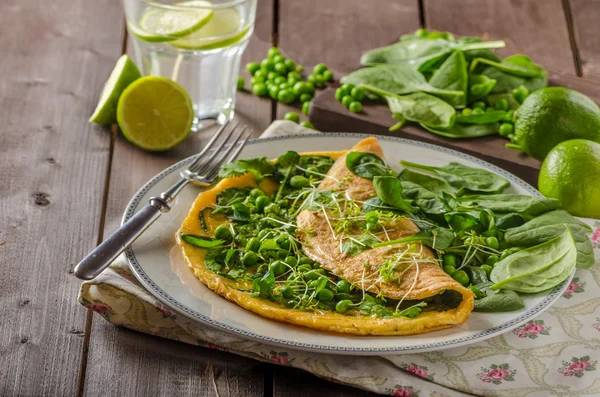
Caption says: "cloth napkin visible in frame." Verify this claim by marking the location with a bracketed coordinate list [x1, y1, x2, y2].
[79, 121, 600, 397]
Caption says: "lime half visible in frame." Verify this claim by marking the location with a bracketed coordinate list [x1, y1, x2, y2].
[117, 76, 193, 151]
[89, 55, 141, 125]
[131, 1, 214, 43]
[170, 4, 249, 50]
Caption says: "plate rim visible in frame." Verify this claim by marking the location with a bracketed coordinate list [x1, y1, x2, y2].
[122, 132, 571, 355]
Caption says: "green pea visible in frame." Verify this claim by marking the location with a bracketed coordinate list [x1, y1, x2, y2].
[486, 255, 499, 266]
[452, 270, 470, 285]
[252, 83, 268, 97]
[348, 101, 362, 113]
[495, 98, 509, 110]
[236, 76, 245, 90]
[501, 248, 520, 260]
[284, 59, 296, 72]
[313, 63, 328, 75]
[340, 95, 353, 108]
[335, 87, 348, 101]
[214, 224, 232, 241]
[261, 59, 275, 72]
[267, 71, 278, 80]
[304, 269, 322, 281]
[250, 188, 265, 198]
[336, 279, 351, 293]
[306, 74, 316, 85]
[268, 85, 279, 100]
[301, 101, 311, 115]
[472, 107, 485, 115]
[300, 120, 314, 129]
[246, 237, 260, 252]
[297, 264, 312, 273]
[442, 255, 457, 267]
[276, 199, 289, 209]
[272, 76, 285, 85]
[281, 286, 294, 299]
[341, 83, 355, 92]
[246, 62, 261, 75]
[322, 70, 334, 82]
[265, 203, 281, 216]
[267, 47, 280, 59]
[512, 85, 529, 104]
[295, 64, 304, 72]
[509, 133, 518, 143]
[272, 54, 284, 63]
[350, 87, 365, 101]
[290, 175, 309, 188]
[242, 251, 259, 266]
[485, 236, 500, 250]
[415, 27, 427, 37]
[473, 101, 486, 109]
[317, 289, 334, 302]
[498, 123, 513, 137]
[270, 260, 287, 276]
[287, 71, 302, 82]
[462, 108, 473, 116]
[277, 89, 296, 104]
[299, 93, 312, 103]
[474, 265, 491, 277]
[313, 74, 326, 87]
[278, 82, 290, 90]
[255, 195, 271, 212]
[485, 107, 496, 113]
[284, 256, 298, 267]
[335, 299, 351, 313]
[254, 70, 266, 79]
[250, 76, 265, 86]
[235, 234, 247, 247]
[292, 82, 311, 96]
[274, 62, 287, 74]
[275, 235, 290, 250]
[443, 265, 457, 276]
[285, 299, 297, 308]
[283, 112, 300, 123]
[299, 257, 313, 265]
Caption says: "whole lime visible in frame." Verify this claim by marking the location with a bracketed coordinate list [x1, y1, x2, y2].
[513, 87, 600, 160]
[538, 139, 600, 218]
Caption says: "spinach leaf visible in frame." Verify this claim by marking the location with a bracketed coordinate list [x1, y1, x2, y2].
[218, 157, 274, 183]
[342, 64, 463, 98]
[341, 234, 381, 256]
[346, 152, 396, 179]
[420, 122, 499, 139]
[490, 228, 577, 293]
[504, 210, 594, 269]
[428, 50, 468, 108]
[471, 54, 546, 78]
[495, 213, 526, 230]
[179, 233, 226, 248]
[399, 169, 454, 195]
[467, 266, 489, 285]
[455, 110, 511, 125]
[473, 282, 524, 312]
[373, 176, 418, 213]
[468, 74, 497, 102]
[400, 181, 449, 216]
[399, 160, 510, 195]
[481, 66, 547, 94]
[362, 85, 456, 129]
[372, 227, 455, 251]
[444, 212, 480, 232]
[231, 203, 251, 222]
[456, 194, 561, 216]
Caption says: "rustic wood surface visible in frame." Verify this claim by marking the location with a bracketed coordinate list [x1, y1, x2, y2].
[2, 0, 599, 396]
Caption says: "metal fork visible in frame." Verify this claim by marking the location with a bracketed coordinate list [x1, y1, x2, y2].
[74, 121, 252, 280]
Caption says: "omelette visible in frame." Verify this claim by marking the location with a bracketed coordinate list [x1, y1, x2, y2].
[177, 137, 474, 335]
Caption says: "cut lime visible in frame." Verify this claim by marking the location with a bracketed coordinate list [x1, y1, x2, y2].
[117, 76, 194, 151]
[170, 4, 249, 50]
[131, 1, 214, 43]
[89, 55, 141, 125]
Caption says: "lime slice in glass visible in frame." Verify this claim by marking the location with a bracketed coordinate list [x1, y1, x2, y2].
[170, 3, 249, 50]
[117, 76, 194, 151]
[131, 1, 214, 43]
[89, 55, 141, 125]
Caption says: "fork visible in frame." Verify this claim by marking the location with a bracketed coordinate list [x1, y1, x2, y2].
[74, 121, 252, 280]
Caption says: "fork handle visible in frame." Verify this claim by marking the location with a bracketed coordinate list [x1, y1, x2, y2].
[74, 197, 170, 280]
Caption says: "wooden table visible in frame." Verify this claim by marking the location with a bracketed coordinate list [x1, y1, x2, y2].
[2, 0, 599, 396]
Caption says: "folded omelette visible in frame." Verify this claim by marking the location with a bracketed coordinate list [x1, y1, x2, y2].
[177, 137, 474, 335]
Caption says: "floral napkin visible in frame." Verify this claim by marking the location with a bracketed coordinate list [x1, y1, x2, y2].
[79, 121, 600, 397]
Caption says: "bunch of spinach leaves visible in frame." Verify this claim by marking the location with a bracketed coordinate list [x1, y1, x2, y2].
[341, 28, 548, 139]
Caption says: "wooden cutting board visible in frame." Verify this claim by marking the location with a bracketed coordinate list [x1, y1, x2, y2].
[309, 70, 600, 187]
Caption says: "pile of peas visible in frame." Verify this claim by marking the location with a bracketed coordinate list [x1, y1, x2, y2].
[335, 83, 364, 113]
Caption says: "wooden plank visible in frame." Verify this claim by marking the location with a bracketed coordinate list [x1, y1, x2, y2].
[272, 367, 378, 397]
[276, 0, 421, 122]
[82, 1, 273, 396]
[0, 0, 123, 395]
[569, 0, 600, 79]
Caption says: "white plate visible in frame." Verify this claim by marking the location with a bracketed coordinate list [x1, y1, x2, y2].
[123, 133, 572, 355]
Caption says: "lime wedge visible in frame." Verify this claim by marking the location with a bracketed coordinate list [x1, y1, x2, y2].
[117, 76, 194, 151]
[170, 4, 249, 50]
[131, 1, 214, 43]
[89, 55, 141, 125]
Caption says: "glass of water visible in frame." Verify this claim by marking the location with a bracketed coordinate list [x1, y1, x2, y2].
[123, 0, 257, 130]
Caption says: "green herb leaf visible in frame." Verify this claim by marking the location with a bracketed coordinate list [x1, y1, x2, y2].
[491, 228, 577, 293]
[218, 157, 275, 183]
[341, 234, 381, 256]
[231, 203, 251, 222]
[473, 282, 524, 312]
[274, 151, 301, 199]
[345, 152, 396, 179]
[372, 227, 455, 251]
[180, 233, 226, 249]
[396, 301, 427, 318]
[204, 248, 225, 272]
[373, 176, 418, 213]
